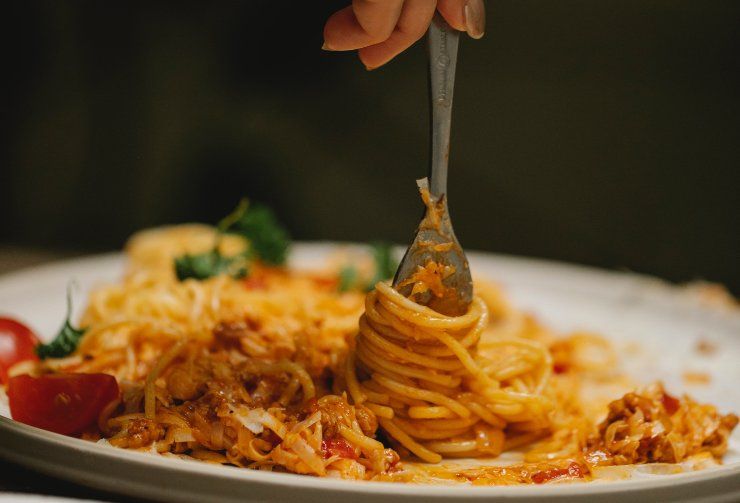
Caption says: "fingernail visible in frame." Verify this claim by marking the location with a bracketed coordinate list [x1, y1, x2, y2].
[322, 42, 334, 51]
[464, 0, 486, 40]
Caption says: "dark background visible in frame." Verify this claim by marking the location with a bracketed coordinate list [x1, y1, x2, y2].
[3, 1, 739, 291]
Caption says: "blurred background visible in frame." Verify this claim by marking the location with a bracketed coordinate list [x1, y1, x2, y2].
[2, 0, 739, 291]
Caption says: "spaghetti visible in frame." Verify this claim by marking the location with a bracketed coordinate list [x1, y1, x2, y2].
[347, 281, 552, 462]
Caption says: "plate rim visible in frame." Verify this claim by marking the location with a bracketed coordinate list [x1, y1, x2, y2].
[1, 416, 738, 500]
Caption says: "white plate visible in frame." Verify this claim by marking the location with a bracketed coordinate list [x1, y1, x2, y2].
[0, 243, 738, 502]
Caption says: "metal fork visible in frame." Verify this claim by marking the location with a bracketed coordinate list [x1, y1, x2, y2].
[392, 13, 473, 316]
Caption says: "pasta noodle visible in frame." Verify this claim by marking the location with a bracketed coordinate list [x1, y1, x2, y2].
[347, 282, 552, 462]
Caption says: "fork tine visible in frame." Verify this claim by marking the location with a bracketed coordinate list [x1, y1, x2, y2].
[393, 179, 473, 316]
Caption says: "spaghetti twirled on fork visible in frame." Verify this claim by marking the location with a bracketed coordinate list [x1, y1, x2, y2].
[347, 281, 552, 462]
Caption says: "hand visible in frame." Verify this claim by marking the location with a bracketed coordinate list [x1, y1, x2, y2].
[323, 0, 486, 70]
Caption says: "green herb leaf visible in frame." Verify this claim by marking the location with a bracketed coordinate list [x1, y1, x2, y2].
[366, 242, 398, 291]
[174, 249, 249, 281]
[216, 198, 249, 234]
[173, 198, 290, 282]
[338, 265, 359, 292]
[337, 242, 398, 292]
[36, 287, 87, 359]
[228, 203, 290, 266]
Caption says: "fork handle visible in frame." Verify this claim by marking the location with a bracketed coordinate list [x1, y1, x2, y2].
[427, 13, 460, 198]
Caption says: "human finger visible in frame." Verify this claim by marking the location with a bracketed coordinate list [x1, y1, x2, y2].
[358, 0, 437, 69]
[323, 0, 406, 51]
[437, 0, 485, 39]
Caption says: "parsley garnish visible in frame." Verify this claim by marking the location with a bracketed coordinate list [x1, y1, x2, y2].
[36, 287, 87, 359]
[338, 265, 359, 292]
[174, 249, 249, 281]
[338, 242, 398, 292]
[174, 198, 290, 281]
[367, 241, 398, 289]
[227, 203, 290, 266]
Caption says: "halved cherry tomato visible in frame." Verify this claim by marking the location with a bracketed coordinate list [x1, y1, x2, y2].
[8, 373, 119, 436]
[0, 317, 40, 384]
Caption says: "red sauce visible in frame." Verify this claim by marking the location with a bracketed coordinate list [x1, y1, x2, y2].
[553, 363, 568, 374]
[243, 275, 268, 290]
[531, 462, 583, 484]
[312, 276, 339, 290]
[661, 392, 680, 415]
[321, 437, 358, 460]
[302, 397, 319, 415]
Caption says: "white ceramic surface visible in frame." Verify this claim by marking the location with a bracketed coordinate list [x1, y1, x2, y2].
[0, 244, 737, 502]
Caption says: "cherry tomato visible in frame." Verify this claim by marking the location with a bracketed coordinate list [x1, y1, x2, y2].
[0, 317, 40, 383]
[8, 373, 119, 436]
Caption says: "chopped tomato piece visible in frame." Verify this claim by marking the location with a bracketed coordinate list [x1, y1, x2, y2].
[242, 267, 283, 290]
[302, 397, 319, 415]
[661, 391, 680, 415]
[553, 363, 568, 374]
[321, 437, 358, 460]
[243, 275, 268, 290]
[312, 276, 339, 290]
[0, 318, 40, 383]
[8, 373, 119, 436]
[531, 462, 584, 484]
